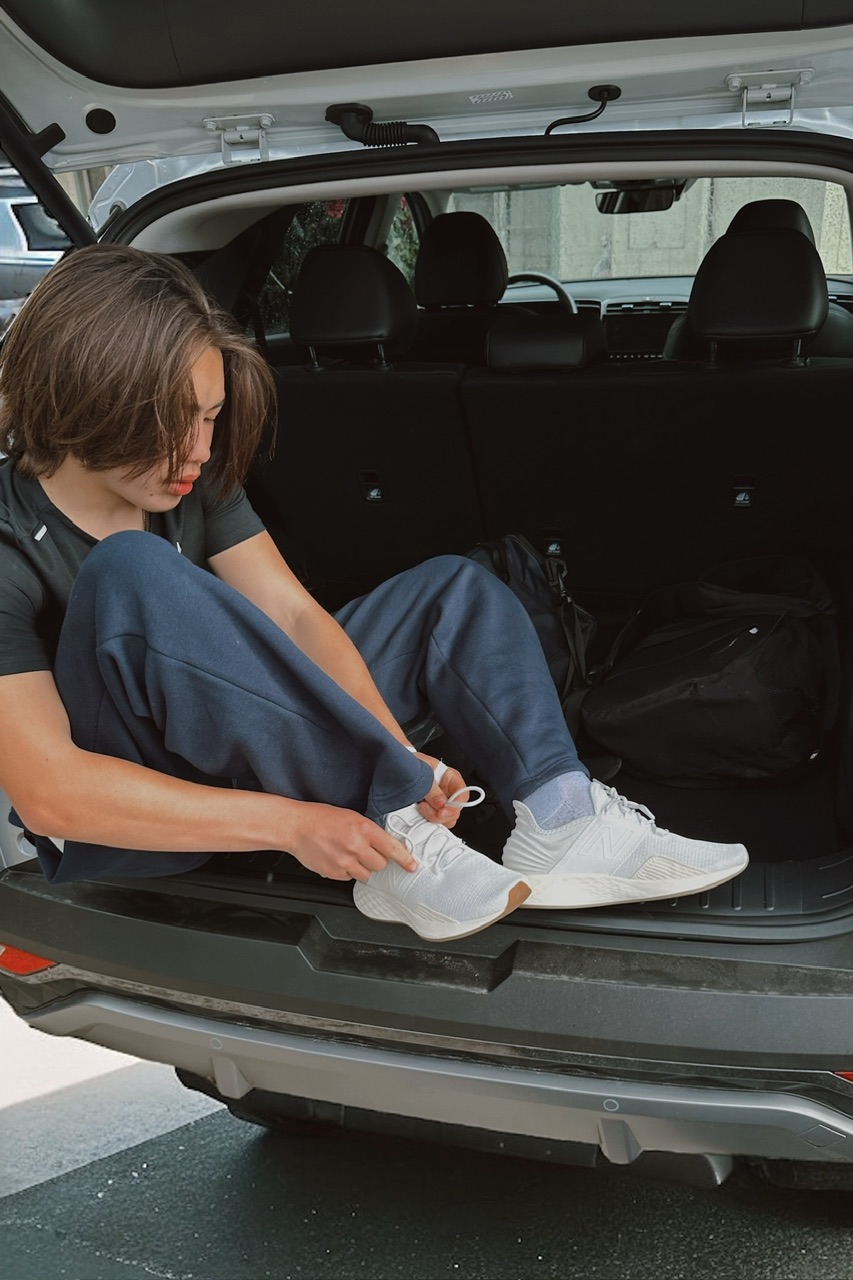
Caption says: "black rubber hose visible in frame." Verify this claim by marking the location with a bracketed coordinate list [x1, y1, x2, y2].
[326, 103, 439, 147]
[360, 119, 439, 146]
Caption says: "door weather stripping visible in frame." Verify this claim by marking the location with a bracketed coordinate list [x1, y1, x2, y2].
[202, 113, 274, 164]
[726, 69, 814, 128]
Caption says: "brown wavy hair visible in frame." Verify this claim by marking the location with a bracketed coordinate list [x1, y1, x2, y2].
[0, 243, 276, 496]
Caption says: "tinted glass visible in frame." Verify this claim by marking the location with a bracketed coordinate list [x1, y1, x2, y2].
[12, 202, 73, 252]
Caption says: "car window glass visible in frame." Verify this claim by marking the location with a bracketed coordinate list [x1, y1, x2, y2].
[448, 177, 853, 282]
[258, 200, 347, 336]
[12, 201, 72, 252]
[385, 195, 418, 284]
[0, 170, 74, 334]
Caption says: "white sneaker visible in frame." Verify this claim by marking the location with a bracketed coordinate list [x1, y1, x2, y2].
[353, 803, 530, 941]
[502, 780, 749, 909]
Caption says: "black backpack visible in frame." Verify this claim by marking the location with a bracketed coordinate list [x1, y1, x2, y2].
[580, 556, 840, 786]
[467, 534, 596, 732]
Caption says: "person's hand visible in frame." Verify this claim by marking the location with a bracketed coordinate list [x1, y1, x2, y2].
[414, 753, 470, 828]
[287, 803, 416, 882]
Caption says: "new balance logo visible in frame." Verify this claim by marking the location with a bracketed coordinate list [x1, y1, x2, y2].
[568, 822, 636, 863]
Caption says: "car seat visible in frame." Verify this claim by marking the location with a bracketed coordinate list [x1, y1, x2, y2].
[665, 198, 853, 361]
[410, 210, 520, 364]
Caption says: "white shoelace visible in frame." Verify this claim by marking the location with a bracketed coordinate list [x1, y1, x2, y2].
[432, 759, 485, 810]
[443, 784, 486, 810]
[386, 766, 486, 873]
[597, 783, 660, 832]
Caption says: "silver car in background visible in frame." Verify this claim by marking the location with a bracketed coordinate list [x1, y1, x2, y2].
[0, 171, 69, 329]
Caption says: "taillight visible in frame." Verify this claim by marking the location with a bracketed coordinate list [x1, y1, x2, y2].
[0, 943, 56, 974]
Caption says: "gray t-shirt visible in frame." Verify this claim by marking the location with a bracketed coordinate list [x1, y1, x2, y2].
[0, 460, 265, 676]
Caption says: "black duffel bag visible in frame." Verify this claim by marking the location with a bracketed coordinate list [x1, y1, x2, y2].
[467, 534, 596, 732]
[580, 556, 839, 786]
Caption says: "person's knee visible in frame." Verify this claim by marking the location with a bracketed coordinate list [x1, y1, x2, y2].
[405, 554, 508, 622]
[435, 553, 509, 602]
[77, 530, 182, 597]
[417, 554, 481, 590]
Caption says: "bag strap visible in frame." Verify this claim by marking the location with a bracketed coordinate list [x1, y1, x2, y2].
[475, 533, 594, 704]
[497, 535, 591, 695]
[542, 553, 591, 695]
[595, 604, 647, 682]
[819, 616, 841, 732]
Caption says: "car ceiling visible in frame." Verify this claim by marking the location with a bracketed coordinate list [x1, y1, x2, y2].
[3, 0, 853, 89]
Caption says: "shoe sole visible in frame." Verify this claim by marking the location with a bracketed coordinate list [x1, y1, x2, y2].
[353, 879, 531, 941]
[516, 851, 750, 910]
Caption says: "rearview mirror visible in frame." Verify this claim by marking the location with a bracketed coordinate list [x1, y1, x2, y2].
[595, 187, 676, 214]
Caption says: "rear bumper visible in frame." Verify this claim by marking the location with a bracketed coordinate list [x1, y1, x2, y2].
[6, 860, 853, 1078]
[29, 990, 853, 1168]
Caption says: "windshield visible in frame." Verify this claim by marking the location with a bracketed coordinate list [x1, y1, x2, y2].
[447, 176, 853, 282]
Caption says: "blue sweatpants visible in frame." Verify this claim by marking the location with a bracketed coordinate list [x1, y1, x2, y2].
[41, 532, 583, 882]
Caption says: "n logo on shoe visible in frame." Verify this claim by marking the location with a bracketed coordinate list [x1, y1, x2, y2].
[569, 821, 637, 863]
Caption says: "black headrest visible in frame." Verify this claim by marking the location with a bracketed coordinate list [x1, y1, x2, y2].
[290, 244, 417, 352]
[688, 228, 828, 342]
[727, 199, 816, 244]
[414, 212, 508, 308]
[486, 311, 606, 372]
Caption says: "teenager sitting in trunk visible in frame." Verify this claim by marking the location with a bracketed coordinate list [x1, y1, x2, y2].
[0, 245, 748, 941]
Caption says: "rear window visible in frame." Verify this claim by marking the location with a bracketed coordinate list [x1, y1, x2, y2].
[448, 176, 853, 282]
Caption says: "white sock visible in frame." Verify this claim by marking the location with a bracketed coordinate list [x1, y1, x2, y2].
[522, 771, 594, 829]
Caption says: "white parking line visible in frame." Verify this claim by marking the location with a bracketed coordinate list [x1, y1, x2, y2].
[0, 996, 136, 1107]
[0, 999, 222, 1196]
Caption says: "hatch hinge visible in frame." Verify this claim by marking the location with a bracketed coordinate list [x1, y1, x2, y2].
[726, 68, 814, 128]
[202, 113, 274, 164]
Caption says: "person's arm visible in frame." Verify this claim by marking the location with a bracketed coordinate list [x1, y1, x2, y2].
[0, 669, 415, 881]
[209, 531, 468, 825]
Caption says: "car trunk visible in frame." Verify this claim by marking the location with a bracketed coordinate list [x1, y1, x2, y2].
[107, 140, 850, 947]
[176, 341, 853, 947]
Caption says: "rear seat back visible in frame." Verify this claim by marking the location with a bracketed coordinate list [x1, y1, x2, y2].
[462, 233, 853, 596]
[251, 244, 485, 605]
[252, 230, 853, 611]
[465, 358, 853, 593]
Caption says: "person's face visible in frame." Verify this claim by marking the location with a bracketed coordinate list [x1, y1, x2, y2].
[107, 345, 226, 512]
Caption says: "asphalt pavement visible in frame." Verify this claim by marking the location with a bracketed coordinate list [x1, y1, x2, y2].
[4, 1000, 853, 1280]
